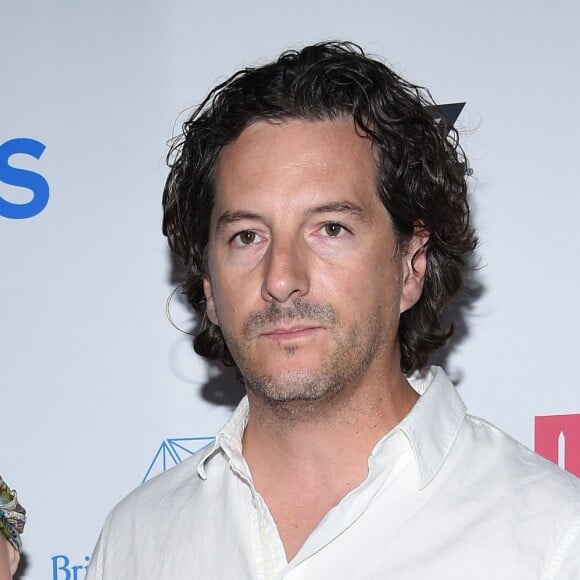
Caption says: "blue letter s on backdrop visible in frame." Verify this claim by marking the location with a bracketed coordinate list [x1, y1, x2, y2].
[0, 138, 49, 219]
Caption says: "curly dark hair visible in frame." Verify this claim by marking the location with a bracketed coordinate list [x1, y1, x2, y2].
[162, 41, 477, 375]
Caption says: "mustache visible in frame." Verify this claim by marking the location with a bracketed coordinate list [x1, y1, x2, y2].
[243, 300, 337, 336]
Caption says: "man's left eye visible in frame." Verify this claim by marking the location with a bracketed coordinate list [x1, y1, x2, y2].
[322, 223, 347, 237]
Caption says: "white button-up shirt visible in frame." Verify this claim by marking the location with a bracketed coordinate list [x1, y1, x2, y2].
[87, 367, 580, 579]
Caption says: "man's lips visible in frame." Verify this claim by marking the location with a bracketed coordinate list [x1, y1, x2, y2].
[260, 325, 323, 339]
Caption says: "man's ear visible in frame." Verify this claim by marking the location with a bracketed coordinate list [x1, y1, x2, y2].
[202, 276, 219, 326]
[399, 224, 429, 314]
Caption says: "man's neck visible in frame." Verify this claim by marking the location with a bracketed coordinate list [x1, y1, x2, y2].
[241, 369, 419, 561]
[244, 370, 417, 456]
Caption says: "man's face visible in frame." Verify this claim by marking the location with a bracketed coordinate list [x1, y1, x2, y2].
[203, 118, 425, 403]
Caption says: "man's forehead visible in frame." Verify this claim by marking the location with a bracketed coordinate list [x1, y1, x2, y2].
[216, 117, 373, 167]
[209, 118, 384, 230]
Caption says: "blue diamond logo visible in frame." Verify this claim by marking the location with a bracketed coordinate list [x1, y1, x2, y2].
[142, 437, 215, 483]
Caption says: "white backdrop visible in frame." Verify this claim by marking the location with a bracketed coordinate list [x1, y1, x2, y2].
[2, 1, 579, 578]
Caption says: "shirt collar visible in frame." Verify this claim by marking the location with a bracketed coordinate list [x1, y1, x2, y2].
[197, 396, 250, 480]
[398, 366, 466, 489]
[198, 366, 466, 490]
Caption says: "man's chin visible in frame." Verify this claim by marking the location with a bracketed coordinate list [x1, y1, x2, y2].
[245, 368, 341, 404]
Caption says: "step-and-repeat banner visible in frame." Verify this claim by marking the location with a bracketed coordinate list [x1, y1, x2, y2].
[3, 1, 579, 578]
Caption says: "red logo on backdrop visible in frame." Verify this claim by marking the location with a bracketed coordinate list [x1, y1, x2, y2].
[535, 414, 580, 477]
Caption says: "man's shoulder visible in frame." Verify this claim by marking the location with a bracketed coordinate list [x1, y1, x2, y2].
[86, 442, 229, 578]
[459, 413, 580, 504]
[453, 415, 580, 573]
[107, 442, 216, 526]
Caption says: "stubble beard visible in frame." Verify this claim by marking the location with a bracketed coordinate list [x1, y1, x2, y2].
[222, 300, 386, 405]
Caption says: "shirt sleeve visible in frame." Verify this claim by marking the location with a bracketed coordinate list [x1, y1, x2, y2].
[545, 517, 580, 579]
[85, 515, 110, 580]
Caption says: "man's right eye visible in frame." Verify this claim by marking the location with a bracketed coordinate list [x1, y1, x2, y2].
[232, 230, 257, 245]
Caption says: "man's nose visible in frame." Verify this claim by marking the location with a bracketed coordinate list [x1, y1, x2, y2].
[261, 237, 310, 303]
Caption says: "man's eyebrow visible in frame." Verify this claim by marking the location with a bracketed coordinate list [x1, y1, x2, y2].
[215, 202, 369, 232]
[215, 210, 262, 233]
[305, 201, 369, 222]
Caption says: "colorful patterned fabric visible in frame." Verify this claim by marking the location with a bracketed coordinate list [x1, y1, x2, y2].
[0, 476, 26, 553]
